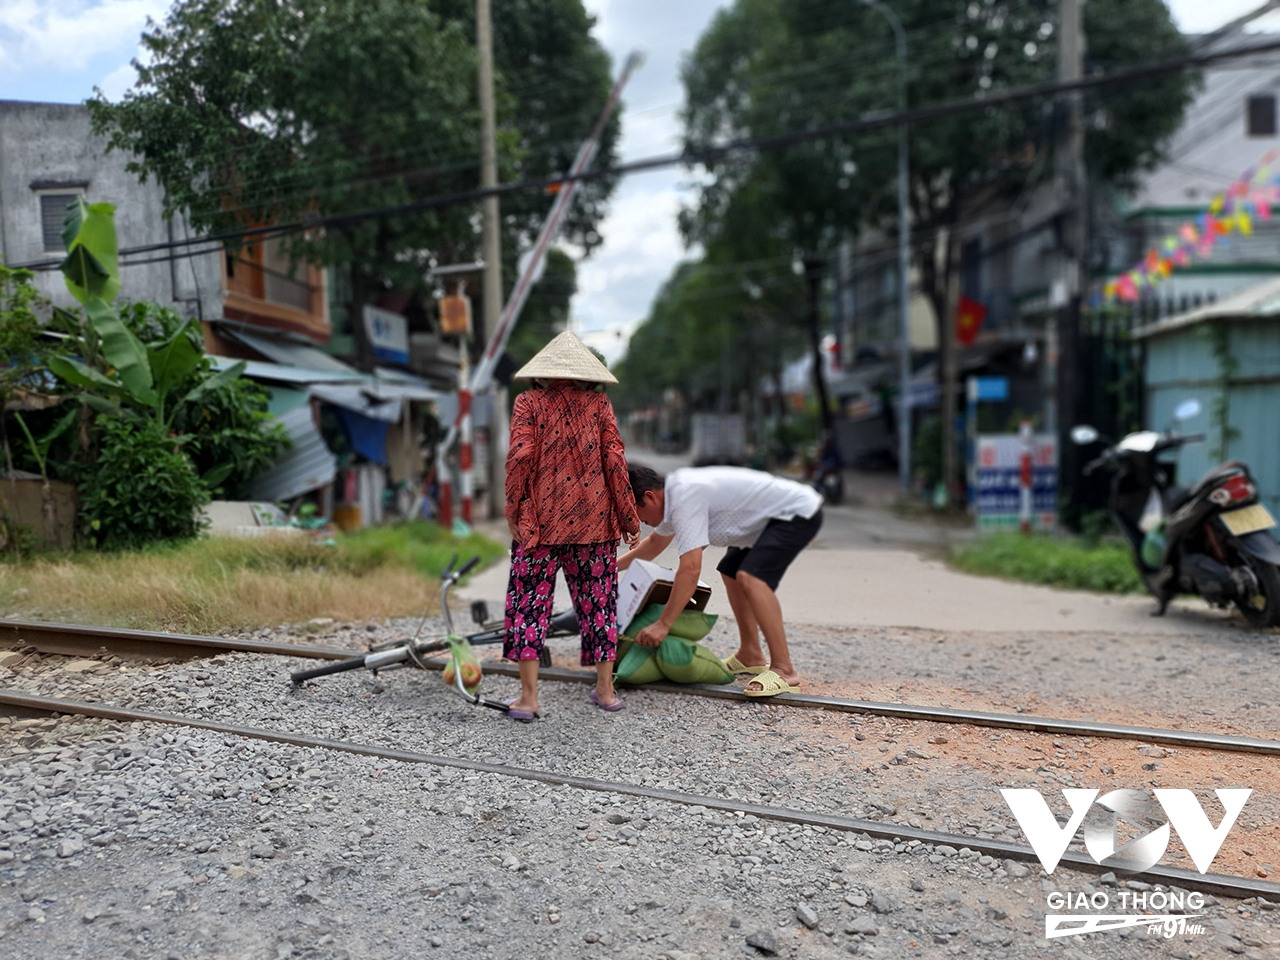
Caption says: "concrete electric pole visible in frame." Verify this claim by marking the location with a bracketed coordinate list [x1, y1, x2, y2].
[1052, 0, 1086, 526]
[477, 0, 505, 519]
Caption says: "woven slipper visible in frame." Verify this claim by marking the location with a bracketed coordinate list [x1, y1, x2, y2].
[589, 689, 624, 712]
[742, 669, 800, 698]
[723, 654, 771, 676]
[503, 697, 540, 721]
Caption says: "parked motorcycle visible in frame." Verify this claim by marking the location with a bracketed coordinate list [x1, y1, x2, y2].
[1072, 399, 1280, 627]
[812, 434, 845, 505]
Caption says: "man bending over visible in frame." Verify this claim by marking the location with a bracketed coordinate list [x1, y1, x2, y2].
[618, 464, 823, 697]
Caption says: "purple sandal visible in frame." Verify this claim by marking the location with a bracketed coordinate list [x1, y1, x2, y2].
[503, 698, 539, 722]
[590, 689, 624, 712]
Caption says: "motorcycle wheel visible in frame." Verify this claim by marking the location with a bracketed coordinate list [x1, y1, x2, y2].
[1234, 554, 1280, 628]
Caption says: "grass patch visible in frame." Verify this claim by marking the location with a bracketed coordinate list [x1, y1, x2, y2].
[0, 522, 505, 634]
[949, 533, 1144, 594]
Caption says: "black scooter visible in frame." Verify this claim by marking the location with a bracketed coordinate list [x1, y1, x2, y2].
[1073, 399, 1280, 627]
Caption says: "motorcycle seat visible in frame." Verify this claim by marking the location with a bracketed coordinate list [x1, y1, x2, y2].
[1162, 485, 1190, 511]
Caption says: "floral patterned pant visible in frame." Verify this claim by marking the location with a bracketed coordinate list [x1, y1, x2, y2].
[503, 541, 619, 665]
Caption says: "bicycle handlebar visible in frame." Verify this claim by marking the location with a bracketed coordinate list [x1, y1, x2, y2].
[291, 655, 367, 685]
[457, 555, 481, 577]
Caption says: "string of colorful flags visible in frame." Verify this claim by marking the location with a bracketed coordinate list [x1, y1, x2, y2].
[1099, 150, 1279, 304]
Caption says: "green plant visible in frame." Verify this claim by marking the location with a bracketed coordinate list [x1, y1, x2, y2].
[79, 416, 209, 549]
[951, 533, 1142, 594]
[0, 263, 45, 405]
[33, 197, 285, 543]
[45, 198, 248, 430]
[1202, 322, 1240, 463]
[1079, 508, 1114, 546]
[173, 374, 290, 497]
[914, 416, 943, 490]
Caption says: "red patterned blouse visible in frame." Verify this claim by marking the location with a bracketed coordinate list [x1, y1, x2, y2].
[504, 381, 640, 549]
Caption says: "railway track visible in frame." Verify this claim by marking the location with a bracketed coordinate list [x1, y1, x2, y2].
[3, 617, 1278, 757]
[2, 686, 1277, 903]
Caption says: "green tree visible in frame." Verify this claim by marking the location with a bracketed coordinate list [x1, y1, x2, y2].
[433, 0, 620, 259]
[614, 242, 806, 431]
[89, 0, 480, 371]
[90, 0, 620, 364]
[682, 0, 886, 431]
[505, 247, 578, 370]
[681, 0, 1197, 439]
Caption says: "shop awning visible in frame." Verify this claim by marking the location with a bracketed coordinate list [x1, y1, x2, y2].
[309, 384, 403, 423]
[210, 356, 365, 384]
[224, 328, 364, 376]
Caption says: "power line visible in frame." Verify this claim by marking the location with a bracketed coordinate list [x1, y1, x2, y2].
[19, 37, 1280, 275]
[170, 24, 994, 226]
[85, 3, 1061, 228]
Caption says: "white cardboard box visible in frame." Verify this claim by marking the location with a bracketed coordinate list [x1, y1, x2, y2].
[618, 559, 712, 632]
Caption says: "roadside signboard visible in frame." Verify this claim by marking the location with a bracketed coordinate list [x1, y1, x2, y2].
[363, 305, 410, 365]
[975, 433, 1058, 531]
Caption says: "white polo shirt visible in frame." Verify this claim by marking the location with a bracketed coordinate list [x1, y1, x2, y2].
[654, 466, 823, 557]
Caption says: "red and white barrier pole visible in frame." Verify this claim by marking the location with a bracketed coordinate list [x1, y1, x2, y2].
[436, 442, 453, 527]
[431, 53, 641, 530]
[459, 387, 474, 525]
[1019, 419, 1033, 535]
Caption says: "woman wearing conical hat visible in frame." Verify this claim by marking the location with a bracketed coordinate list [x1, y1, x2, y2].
[501, 331, 640, 720]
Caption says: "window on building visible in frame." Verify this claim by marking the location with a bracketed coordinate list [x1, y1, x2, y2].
[261, 240, 313, 312]
[1247, 95, 1276, 137]
[39, 193, 82, 252]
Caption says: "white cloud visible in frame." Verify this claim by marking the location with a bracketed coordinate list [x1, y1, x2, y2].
[96, 59, 138, 100]
[576, 322, 634, 365]
[571, 178, 689, 350]
[0, 0, 166, 74]
[566, 0, 729, 358]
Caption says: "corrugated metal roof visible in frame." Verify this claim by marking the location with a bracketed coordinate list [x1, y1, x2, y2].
[210, 356, 367, 384]
[1132, 276, 1280, 339]
[226, 328, 363, 375]
[247, 406, 337, 502]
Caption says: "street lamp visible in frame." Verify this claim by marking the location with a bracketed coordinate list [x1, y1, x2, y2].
[857, 0, 911, 493]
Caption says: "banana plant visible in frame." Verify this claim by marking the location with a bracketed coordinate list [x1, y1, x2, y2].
[44, 197, 245, 428]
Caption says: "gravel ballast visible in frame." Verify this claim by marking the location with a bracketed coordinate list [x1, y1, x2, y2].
[2, 615, 1279, 959]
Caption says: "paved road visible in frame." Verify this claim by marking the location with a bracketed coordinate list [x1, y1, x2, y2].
[463, 463, 1246, 638]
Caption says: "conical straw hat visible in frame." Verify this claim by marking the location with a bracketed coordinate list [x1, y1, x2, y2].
[513, 331, 618, 384]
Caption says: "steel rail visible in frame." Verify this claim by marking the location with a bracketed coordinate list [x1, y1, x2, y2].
[0, 688, 1275, 903]
[478, 663, 1280, 757]
[6, 618, 1279, 757]
[0, 618, 353, 662]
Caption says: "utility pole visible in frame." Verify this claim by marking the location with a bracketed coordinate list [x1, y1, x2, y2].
[477, 0, 504, 520]
[1053, 0, 1086, 528]
[857, 0, 911, 494]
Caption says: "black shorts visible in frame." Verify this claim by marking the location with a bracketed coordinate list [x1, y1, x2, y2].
[715, 509, 823, 591]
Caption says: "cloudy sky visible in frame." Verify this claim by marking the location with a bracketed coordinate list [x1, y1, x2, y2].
[0, 0, 1269, 361]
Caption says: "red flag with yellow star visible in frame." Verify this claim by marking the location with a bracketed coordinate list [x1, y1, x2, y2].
[956, 295, 987, 347]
